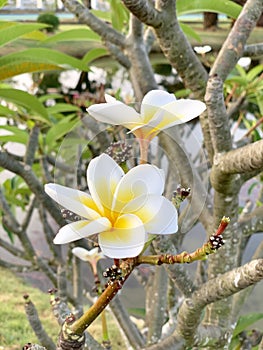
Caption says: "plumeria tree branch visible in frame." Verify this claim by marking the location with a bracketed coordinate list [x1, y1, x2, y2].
[244, 43, 263, 58]
[62, 0, 126, 48]
[24, 125, 40, 166]
[210, 0, 263, 80]
[0, 151, 65, 227]
[110, 296, 146, 349]
[23, 294, 56, 350]
[205, 74, 232, 154]
[122, 0, 208, 99]
[214, 140, 263, 175]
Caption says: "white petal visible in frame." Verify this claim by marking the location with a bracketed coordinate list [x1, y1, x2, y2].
[87, 101, 141, 129]
[112, 164, 165, 212]
[87, 154, 124, 216]
[54, 218, 111, 244]
[141, 90, 176, 124]
[104, 94, 117, 103]
[122, 194, 178, 234]
[149, 99, 206, 131]
[98, 214, 146, 258]
[72, 247, 104, 261]
[45, 183, 101, 220]
[72, 247, 92, 261]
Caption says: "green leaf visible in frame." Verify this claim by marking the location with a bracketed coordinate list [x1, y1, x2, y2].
[247, 182, 259, 195]
[0, 22, 48, 47]
[90, 9, 111, 21]
[0, 105, 16, 117]
[0, 60, 61, 81]
[47, 103, 81, 114]
[38, 93, 64, 103]
[177, 0, 242, 19]
[45, 115, 80, 148]
[0, 125, 29, 145]
[0, 0, 7, 9]
[110, 0, 129, 31]
[43, 28, 101, 43]
[82, 48, 108, 65]
[2, 222, 15, 244]
[0, 48, 88, 73]
[247, 65, 263, 82]
[179, 22, 201, 42]
[0, 88, 49, 123]
[256, 93, 263, 116]
[233, 313, 263, 337]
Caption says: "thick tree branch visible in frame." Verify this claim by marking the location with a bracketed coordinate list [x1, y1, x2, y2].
[214, 140, 263, 175]
[126, 15, 158, 99]
[244, 43, 263, 58]
[122, 0, 162, 27]
[159, 131, 213, 232]
[62, 0, 126, 48]
[205, 75, 232, 153]
[210, 0, 263, 81]
[176, 259, 263, 347]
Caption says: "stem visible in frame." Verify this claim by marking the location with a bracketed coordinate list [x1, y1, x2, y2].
[138, 138, 150, 164]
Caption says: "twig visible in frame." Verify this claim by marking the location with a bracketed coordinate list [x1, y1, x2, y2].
[0, 151, 65, 226]
[110, 295, 145, 349]
[24, 125, 40, 166]
[24, 294, 56, 350]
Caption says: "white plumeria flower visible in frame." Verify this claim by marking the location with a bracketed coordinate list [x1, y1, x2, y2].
[237, 57, 251, 69]
[87, 90, 206, 141]
[194, 45, 212, 55]
[45, 154, 178, 259]
[72, 247, 105, 262]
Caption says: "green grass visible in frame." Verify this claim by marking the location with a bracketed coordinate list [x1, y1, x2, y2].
[0, 267, 58, 349]
[0, 266, 126, 349]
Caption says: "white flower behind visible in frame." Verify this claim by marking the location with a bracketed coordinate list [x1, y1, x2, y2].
[45, 154, 178, 259]
[87, 89, 206, 141]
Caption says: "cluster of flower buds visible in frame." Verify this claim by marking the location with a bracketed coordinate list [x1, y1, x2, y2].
[105, 140, 132, 164]
[103, 264, 124, 285]
[209, 234, 225, 250]
[172, 185, 191, 209]
[61, 208, 81, 222]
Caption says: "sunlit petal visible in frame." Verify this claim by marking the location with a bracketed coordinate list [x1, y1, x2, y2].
[148, 99, 206, 132]
[87, 101, 141, 129]
[121, 194, 178, 233]
[99, 214, 146, 258]
[112, 164, 165, 212]
[141, 90, 176, 123]
[54, 218, 112, 244]
[87, 154, 124, 216]
[44, 183, 101, 220]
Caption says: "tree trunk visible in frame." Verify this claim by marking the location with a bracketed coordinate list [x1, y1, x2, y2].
[203, 12, 218, 30]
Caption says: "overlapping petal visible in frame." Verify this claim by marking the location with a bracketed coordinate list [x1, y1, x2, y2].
[44, 183, 101, 220]
[141, 90, 176, 124]
[87, 153, 124, 216]
[121, 194, 178, 234]
[99, 214, 146, 258]
[112, 164, 165, 212]
[150, 99, 207, 131]
[53, 218, 112, 244]
[45, 153, 179, 259]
